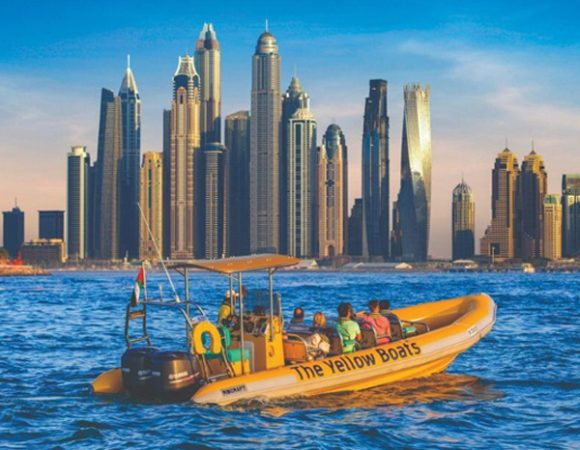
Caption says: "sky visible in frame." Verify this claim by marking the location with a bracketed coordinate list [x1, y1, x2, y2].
[1, 0, 579, 258]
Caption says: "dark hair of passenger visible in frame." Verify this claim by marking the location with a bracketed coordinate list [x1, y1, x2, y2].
[379, 300, 391, 310]
[293, 307, 304, 320]
[368, 299, 379, 311]
[337, 302, 352, 319]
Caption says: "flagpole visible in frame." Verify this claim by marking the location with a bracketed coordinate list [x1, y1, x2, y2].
[142, 262, 148, 301]
[137, 202, 180, 303]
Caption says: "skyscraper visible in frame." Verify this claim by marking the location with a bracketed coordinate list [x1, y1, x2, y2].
[281, 75, 309, 254]
[561, 174, 580, 257]
[119, 57, 141, 260]
[518, 150, 547, 259]
[169, 55, 201, 259]
[480, 148, 520, 260]
[543, 194, 562, 260]
[451, 179, 475, 260]
[195, 23, 221, 147]
[39, 211, 64, 240]
[162, 109, 171, 258]
[362, 79, 389, 260]
[139, 152, 163, 261]
[67, 146, 89, 261]
[390, 201, 402, 259]
[347, 199, 363, 257]
[95, 88, 122, 260]
[225, 111, 251, 256]
[396, 84, 431, 262]
[203, 143, 228, 259]
[318, 124, 347, 258]
[250, 28, 281, 254]
[2, 206, 24, 259]
[287, 108, 317, 258]
[87, 160, 97, 259]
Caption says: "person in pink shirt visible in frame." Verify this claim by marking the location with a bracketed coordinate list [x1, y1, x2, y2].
[361, 299, 391, 345]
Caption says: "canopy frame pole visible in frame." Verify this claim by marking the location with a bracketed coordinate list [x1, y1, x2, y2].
[184, 267, 190, 345]
[229, 275, 234, 312]
[269, 268, 275, 342]
[238, 272, 246, 375]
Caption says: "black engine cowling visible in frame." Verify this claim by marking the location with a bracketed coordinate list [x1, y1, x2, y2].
[121, 346, 158, 397]
[148, 351, 200, 401]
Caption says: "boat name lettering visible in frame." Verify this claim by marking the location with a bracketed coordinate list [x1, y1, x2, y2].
[290, 343, 421, 381]
[222, 385, 247, 396]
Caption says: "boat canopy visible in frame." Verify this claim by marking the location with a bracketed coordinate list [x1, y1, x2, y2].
[167, 254, 300, 275]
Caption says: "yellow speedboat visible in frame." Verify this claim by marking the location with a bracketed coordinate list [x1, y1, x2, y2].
[92, 254, 496, 406]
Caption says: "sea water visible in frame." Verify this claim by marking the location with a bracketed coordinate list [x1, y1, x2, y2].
[0, 271, 578, 449]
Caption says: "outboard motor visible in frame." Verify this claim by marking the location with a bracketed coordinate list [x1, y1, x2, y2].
[148, 351, 200, 401]
[121, 346, 158, 397]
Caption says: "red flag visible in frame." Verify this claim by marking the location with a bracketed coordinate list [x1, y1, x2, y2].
[130, 266, 145, 306]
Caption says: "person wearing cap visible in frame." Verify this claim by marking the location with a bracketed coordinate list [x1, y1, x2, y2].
[217, 290, 235, 325]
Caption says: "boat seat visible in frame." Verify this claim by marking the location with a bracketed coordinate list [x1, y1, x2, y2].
[206, 348, 251, 363]
[327, 333, 343, 356]
[283, 334, 310, 363]
[384, 313, 403, 341]
[205, 326, 251, 363]
[359, 328, 377, 349]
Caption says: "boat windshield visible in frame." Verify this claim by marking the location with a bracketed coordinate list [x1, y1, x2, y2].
[244, 289, 282, 316]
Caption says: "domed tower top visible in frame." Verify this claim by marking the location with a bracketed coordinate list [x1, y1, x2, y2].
[322, 124, 345, 159]
[453, 179, 474, 202]
[256, 29, 278, 54]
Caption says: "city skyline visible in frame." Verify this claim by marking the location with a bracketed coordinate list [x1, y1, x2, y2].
[2, 5, 580, 258]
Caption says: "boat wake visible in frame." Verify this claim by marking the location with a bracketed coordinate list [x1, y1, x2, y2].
[226, 373, 503, 416]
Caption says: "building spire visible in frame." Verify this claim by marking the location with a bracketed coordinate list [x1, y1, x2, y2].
[127, 54, 131, 69]
[265, 18, 269, 32]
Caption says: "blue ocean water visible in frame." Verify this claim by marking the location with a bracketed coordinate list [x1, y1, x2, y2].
[0, 271, 578, 449]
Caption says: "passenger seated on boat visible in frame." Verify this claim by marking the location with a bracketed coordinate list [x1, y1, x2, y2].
[306, 312, 330, 358]
[379, 300, 391, 315]
[360, 300, 391, 345]
[334, 302, 361, 353]
[291, 307, 305, 324]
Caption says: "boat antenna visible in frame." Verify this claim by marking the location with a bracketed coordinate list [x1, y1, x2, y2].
[137, 202, 181, 303]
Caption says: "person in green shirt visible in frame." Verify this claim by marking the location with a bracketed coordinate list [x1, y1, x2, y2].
[334, 302, 361, 353]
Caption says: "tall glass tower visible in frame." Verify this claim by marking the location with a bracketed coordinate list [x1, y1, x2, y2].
[281, 76, 309, 254]
[195, 23, 221, 148]
[362, 79, 389, 260]
[318, 124, 347, 258]
[139, 152, 163, 261]
[397, 83, 431, 261]
[225, 111, 251, 256]
[543, 194, 562, 260]
[481, 148, 520, 260]
[67, 146, 90, 261]
[250, 28, 281, 253]
[518, 149, 547, 259]
[95, 88, 122, 260]
[287, 108, 317, 257]
[203, 143, 228, 259]
[169, 55, 201, 259]
[562, 174, 580, 257]
[452, 179, 475, 260]
[119, 57, 141, 260]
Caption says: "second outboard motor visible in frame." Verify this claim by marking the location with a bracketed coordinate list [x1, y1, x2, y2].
[148, 351, 200, 402]
[121, 346, 158, 397]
